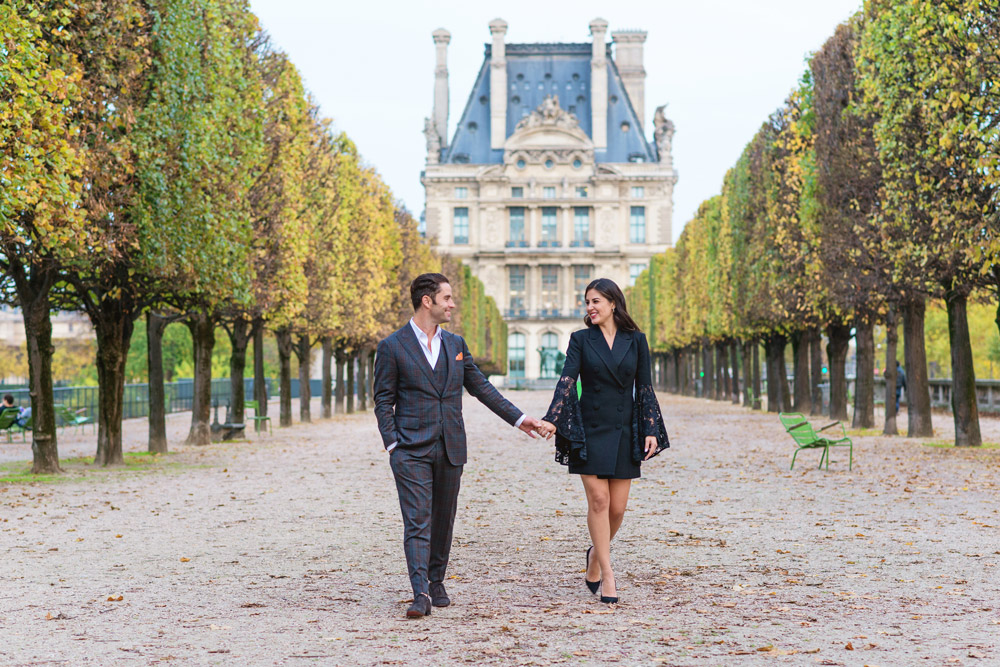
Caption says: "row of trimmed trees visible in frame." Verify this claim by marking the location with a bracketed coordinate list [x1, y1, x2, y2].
[0, 0, 507, 473]
[629, 0, 999, 447]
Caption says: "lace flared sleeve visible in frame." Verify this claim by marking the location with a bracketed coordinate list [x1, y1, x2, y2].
[543, 333, 586, 466]
[631, 333, 670, 464]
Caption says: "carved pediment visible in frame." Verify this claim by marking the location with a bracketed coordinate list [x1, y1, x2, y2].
[504, 95, 593, 154]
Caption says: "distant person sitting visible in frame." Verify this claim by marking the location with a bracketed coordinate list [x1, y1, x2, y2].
[1, 394, 14, 411]
[895, 360, 906, 412]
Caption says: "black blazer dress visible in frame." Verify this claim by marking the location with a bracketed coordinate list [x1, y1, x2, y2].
[543, 327, 669, 479]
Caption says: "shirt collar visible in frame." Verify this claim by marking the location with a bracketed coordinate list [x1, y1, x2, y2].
[409, 318, 441, 344]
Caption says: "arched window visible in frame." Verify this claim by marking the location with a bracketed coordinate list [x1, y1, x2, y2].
[539, 332, 560, 379]
[509, 332, 526, 378]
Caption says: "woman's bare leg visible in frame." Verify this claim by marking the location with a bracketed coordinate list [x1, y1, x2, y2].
[581, 475, 615, 596]
[608, 478, 632, 540]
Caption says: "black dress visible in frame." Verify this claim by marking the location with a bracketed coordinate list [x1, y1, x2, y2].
[543, 327, 669, 478]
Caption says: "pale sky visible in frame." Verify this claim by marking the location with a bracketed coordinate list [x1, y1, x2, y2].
[248, 0, 862, 241]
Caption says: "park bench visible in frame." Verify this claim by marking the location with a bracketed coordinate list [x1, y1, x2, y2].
[245, 400, 271, 436]
[779, 412, 853, 471]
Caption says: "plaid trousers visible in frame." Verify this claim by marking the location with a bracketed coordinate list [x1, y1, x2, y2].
[389, 437, 462, 597]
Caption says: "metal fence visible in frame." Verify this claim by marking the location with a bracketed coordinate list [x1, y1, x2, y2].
[0, 377, 321, 421]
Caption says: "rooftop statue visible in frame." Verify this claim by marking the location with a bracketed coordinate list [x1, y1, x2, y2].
[515, 95, 581, 132]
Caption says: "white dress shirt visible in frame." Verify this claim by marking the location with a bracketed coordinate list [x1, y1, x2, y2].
[387, 319, 525, 452]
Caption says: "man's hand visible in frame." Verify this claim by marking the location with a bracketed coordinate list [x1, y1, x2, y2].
[518, 416, 547, 439]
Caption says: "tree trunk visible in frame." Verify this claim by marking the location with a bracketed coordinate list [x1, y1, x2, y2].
[186, 312, 215, 446]
[335, 347, 346, 414]
[715, 342, 726, 401]
[945, 288, 982, 447]
[791, 331, 811, 413]
[809, 328, 823, 416]
[852, 318, 875, 429]
[741, 339, 752, 406]
[93, 308, 135, 466]
[702, 342, 714, 399]
[276, 327, 294, 427]
[883, 306, 899, 436]
[367, 349, 375, 409]
[252, 319, 268, 430]
[356, 348, 368, 411]
[764, 334, 780, 413]
[777, 336, 792, 412]
[751, 340, 762, 410]
[295, 334, 312, 423]
[693, 345, 702, 397]
[147, 312, 169, 453]
[729, 339, 740, 404]
[902, 298, 934, 437]
[228, 318, 252, 432]
[321, 336, 333, 418]
[346, 352, 356, 414]
[23, 293, 60, 473]
[827, 323, 851, 422]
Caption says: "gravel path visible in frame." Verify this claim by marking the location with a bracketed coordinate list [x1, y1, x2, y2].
[2, 391, 998, 666]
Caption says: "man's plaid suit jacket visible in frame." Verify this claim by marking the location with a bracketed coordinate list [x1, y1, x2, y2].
[373, 323, 523, 466]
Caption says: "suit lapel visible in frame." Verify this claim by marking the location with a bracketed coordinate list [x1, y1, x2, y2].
[399, 323, 442, 395]
[442, 331, 462, 391]
[588, 327, 624, 388]
[612, 330, 634, 369]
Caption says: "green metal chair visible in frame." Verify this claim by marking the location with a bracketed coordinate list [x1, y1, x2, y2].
[10, 414, 32, 443]
[245, 400, 271, 435]
[55, 404, 95, 434]
[779, 412, 853, 471]
[0, 408, 19, 443]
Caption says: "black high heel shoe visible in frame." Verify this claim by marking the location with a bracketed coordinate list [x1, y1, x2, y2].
[600, 581, 618, 605]
[584, 546, 601, 595]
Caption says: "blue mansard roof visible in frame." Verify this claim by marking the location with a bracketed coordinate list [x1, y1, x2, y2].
[442, 43, 657, 165]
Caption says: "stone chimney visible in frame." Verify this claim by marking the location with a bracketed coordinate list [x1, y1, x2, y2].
[489, 18, 508, 149]
[589, 18, 609, 150]
[432, 28, 451, 149]
[611, 30, 647, 129]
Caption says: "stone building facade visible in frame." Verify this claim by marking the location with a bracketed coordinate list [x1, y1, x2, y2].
[421, 18, 677, 382]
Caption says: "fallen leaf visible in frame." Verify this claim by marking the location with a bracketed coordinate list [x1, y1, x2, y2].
[846, 642, 854, 650]
[179, 557, 190, 563]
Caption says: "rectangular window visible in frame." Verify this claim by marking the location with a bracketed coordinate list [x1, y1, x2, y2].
[508, 333, 526, 378]
[455, 186, 468, 199]
[453, 207, 469, 244]
[573, 266, 592, 314]
[543, 186, 556, 199]
[541, 266, 559, 314]
[631, 186, 645, 198]
[572, 207, 590, 246]
[511, 186, 524, 198]
[508, 207, 525, 246]
[541, 207, 558, 245]
[576, 186, 588, 198]
[629, 263, 646, 287]
[508, 265, 526, 314]
[629, 206, 646, 243]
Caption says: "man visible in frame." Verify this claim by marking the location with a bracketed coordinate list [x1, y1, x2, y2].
[895, 360, 907, 412]
[373, 273, 545, 619]
[1, 394, 29, 427]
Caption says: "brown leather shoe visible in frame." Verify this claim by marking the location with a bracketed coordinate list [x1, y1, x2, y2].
[406, 593, 432, 618]
[429, 582, 451, 607]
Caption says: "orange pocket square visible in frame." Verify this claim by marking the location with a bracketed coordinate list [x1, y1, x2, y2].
[455, 352, 463, 361]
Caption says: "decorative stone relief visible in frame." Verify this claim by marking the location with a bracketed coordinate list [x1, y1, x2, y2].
[484, 209, 502, 246]
[424, 117, 441, 165]
[596, 208, 616, 246]
[515, 94, 580, 132]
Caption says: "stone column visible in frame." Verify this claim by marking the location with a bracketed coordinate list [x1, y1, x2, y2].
[489, 19, 508, 149]
[432, 28, 451, 148]
[590, 18, 609, 150]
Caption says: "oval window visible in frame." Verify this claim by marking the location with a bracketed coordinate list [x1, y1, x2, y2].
[544, 159, 554, 169]
[516, 159, 526, 169]
[573, 158, 582, 169]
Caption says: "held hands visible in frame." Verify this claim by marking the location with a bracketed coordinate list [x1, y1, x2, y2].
[536, 420, 556, 439]
[518, 416, 555, 440]
[644, 435, 658, 460]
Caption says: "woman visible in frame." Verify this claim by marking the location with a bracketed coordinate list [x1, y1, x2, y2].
[538, 278, 669, 604]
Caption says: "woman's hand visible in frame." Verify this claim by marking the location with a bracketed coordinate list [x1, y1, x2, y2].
[643, 435, 658, 460]
[536, 420, 556, 439]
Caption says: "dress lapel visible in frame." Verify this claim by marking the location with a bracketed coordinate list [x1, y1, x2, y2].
[612, 330, 634, 369]
[588, 327, 624, 388]
[399, 323, 441, 395]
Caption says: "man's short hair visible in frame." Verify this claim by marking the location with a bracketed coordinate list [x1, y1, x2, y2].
[410, 273, 450, 311]
[2, 394, 14, 405]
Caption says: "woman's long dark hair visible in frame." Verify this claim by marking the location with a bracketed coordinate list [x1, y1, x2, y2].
[583, 278, 640, 332]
